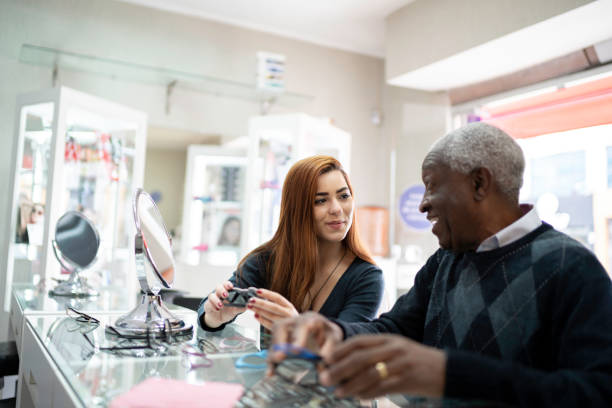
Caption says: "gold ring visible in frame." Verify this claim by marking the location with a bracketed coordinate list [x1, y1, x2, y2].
[375, 361, 388, 380]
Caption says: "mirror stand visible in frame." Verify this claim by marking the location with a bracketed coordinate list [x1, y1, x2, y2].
[107, 292, 192, 338]
[108, 219, 192, 338]
[49, 239, 98, 297]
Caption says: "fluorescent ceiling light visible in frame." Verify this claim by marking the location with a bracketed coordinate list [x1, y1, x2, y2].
[483, 86, 558, 109]
[564, 68, 612, 88]
[388, 0, 612, 91]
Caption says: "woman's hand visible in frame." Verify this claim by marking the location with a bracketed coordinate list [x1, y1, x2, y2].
[247, 288, 299, 330]
[203, 281, 245, 328]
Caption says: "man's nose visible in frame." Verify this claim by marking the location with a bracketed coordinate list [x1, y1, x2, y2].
[419, 195, 429, 213]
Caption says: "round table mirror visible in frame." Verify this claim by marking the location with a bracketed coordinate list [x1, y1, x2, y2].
[49, 211, 100, 297]
[108, 189, 192, 338]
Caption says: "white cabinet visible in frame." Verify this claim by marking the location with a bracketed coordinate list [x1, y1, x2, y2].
[2, 87, 147, 311]
[180, 146, 248, 267]
[244, 113, 351, 250]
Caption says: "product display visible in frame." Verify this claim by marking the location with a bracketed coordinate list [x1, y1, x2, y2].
[180, 146, 247, 266]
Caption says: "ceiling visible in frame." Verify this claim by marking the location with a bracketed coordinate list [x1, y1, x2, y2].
[116, 0, 414, 58]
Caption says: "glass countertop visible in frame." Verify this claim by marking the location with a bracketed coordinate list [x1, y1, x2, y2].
[27, 312, 262, 407]
[13, 282, 136, 314]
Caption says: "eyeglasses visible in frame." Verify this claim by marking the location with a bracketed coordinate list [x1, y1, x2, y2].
[223, 287, 259, 307]
[270, 344, 323, 386]
[198, 333, 257, 354]
[66, 307, 100, 325]
[75, 318, 179, 355]
[235, 350, 268, 369]
[275, 358, 320, 386]
[83, 327, 163, 355]
[181, 344, 213, 370]
[236, 351, 364, 408]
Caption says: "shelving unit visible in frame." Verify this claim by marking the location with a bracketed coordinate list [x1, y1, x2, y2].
[244, 113, 351, 251]
[180, 146, 248, 267]
[1, 86, 147, 311]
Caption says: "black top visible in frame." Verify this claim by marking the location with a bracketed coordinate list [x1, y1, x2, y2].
[197, 252, 384, 331]
[333, 223, 612, 407]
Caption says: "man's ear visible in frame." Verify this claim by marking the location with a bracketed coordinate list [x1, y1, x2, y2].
[470, 167, 492, 201]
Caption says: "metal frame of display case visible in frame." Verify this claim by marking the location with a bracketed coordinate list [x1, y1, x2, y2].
[1, 86, 147, 313]
[244, 113, 351, 251]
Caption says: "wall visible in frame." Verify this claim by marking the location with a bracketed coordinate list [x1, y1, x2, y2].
[382, 85, 450, 259]
[0, 0, 393, 340]
[143, 148, 187, 234]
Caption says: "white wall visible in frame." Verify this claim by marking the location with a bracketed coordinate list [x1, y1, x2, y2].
[382, 85, 450, 257]
[143, 148, 187, 233]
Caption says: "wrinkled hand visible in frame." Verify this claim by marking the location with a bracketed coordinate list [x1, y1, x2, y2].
[267, 312, 344, 374]
[247, 288, 299, 330]
[203, 281, 245, 328]
[319, 334, 446, 399]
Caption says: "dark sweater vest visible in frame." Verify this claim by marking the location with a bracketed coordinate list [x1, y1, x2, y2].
[336, 223, 612, 407]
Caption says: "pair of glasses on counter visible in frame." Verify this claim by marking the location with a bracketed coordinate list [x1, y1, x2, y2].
[65, 306, 213, 369]
[236, 344, 364, 408]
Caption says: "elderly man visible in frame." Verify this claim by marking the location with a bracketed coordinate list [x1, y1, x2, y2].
[270, 122, 612, 407]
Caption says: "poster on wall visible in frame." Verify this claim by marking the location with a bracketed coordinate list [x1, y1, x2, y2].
[256, 51, 285, 93]
[398, 185, 429, 230]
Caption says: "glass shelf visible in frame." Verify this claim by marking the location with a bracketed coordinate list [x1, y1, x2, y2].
[19, 44, 314, 109]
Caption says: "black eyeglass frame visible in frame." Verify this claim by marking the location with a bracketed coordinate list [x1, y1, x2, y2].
[223, 287, 260, 307]
[65, 307, 100, 325]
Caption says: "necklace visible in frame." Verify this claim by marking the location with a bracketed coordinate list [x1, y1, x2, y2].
[307, 247, 347, 310]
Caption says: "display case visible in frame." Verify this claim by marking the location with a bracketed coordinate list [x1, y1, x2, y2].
[2, 86, 147, 310]
[180, 146, 248, 267]
[244, 113, 351, 251]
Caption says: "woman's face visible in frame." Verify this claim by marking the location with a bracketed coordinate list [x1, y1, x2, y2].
[313, 170, 354, 243]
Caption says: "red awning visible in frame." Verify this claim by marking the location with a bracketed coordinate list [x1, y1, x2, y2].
[481, 76, 612, 139]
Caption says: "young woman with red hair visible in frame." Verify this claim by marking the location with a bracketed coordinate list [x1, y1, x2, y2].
[198, 155, 383, 334]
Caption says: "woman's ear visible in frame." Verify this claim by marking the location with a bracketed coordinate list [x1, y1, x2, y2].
[470, 167, 492, 201]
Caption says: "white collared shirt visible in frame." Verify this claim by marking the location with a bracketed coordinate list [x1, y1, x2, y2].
[476, 204, 542, 252]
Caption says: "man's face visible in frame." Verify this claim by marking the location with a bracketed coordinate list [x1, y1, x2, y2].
[418, 156, 480, 252]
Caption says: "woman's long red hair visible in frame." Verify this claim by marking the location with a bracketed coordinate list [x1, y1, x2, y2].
[239, 155, 374, 311]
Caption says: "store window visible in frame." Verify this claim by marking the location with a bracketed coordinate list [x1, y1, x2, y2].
[529, 151, 586, 198]
[452, 69, 612, 272]
[607, 146, 612, 188]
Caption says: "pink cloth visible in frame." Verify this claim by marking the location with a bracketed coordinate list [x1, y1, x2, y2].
[109, 377, 244, 408]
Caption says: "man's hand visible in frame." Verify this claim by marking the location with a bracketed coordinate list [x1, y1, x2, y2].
[267, 312, 344, 372]
[319, 334, 446, 399]
[246, 288, 299, 330]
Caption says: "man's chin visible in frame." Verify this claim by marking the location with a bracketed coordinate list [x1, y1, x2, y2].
[435, 235, 449, 250]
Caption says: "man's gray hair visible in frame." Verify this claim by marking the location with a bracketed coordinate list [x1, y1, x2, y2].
[427, 122, 525, 201]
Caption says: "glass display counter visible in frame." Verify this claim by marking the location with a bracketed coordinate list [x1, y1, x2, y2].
[9, 282, 136, 353]
[2, 86, 147, 313]
[18, 312, 263, 408]
[17, 311, 447, 408]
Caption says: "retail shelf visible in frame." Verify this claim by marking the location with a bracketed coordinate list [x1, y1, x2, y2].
[19, 44, 314, 108]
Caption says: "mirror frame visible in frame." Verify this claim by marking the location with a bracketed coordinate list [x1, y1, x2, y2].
[133, 188, 173, 291]
[49, 211, 100, 297]
[52, 210, 100, 271]
[108, 188, 191, 338]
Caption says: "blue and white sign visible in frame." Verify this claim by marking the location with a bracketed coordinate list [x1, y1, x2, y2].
[399, 185, 429, 230]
